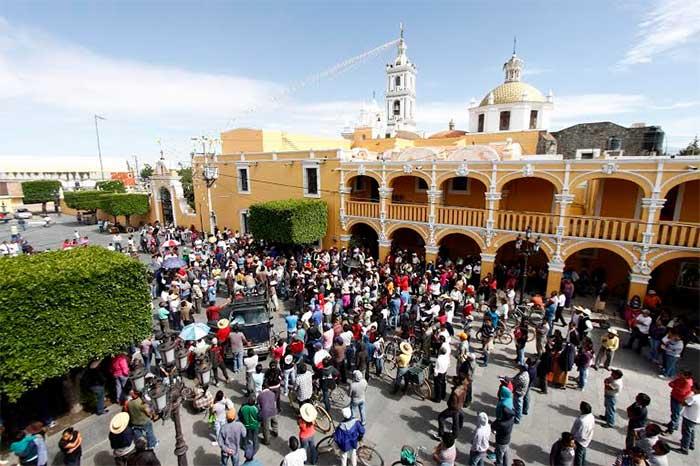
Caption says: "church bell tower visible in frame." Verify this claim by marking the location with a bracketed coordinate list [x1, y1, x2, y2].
[385, 23, 417, 135]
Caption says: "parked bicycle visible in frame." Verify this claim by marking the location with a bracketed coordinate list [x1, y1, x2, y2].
[287, 390, 335, 434]
[316, 435, 384, 466]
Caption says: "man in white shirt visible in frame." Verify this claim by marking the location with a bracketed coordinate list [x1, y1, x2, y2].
[626, 308, 652, 353]
[571, 401, 595, 465]
[432, 346, 450, 403]
[680, 382, 700, 454]
[282, 436, 307, 466]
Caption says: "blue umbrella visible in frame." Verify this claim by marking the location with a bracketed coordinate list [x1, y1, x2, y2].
[179, 323, 210, 341]
[162, 256, 186, 269]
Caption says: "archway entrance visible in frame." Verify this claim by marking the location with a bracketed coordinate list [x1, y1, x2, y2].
[439, 177, 487, 209]
[564, 248, 630, 300]
[650, 257, 699, 317]
[495, 240, 549, 295]
[348, 223, 379, 259]
[659, 180, 700, 222]
[438, 233, 481, 263]
[501, 178, 556, 213]
[389, 175, 429, 204]
[348, 176, 379, 201]
[390, 227, 425, 258]
[160, 187, 174, 224]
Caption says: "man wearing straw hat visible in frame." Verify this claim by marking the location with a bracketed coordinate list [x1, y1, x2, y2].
[108, 413, 135, 466]
[392, 342, 413, 395]
[298, 403, 319, 464]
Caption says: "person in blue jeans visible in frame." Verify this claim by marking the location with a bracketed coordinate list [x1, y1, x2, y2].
[602, 370, 624, 428]
[660, 331, 684, 379]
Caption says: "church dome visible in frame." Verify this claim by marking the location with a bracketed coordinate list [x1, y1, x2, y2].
[479, 81, 546, 106]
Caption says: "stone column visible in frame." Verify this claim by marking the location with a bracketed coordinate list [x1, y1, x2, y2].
[545, 259, 565, 294]
[378, 239, 391, 262]
[480, 252, 496, 277]
[628, 272, 651, 302]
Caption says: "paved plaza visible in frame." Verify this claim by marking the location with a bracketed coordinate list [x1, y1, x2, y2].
[4, 215, 699, 466]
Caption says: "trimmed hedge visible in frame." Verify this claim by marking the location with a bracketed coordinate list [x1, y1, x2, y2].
[249, 199, 327, 244]
[100, 193, 150, 224]
[64, 190, 105, 211]
[0, 247, 152, 402]
[22, 180, 61, 206]
[96, 180, 126, 193]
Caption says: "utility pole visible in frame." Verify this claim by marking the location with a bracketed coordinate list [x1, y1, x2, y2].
[133, 155, 140, 184]
[94, 115, 106, 180]
[191, 136, 218, 234]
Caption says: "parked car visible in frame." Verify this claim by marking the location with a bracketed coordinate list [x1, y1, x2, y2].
[13, 208, 33, 220]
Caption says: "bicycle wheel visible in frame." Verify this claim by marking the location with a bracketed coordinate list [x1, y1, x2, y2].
[316, 435, 337, 456]
[385, 341, 398, 364]
[527, 327, 536, 342]
[358, 445, 385, 466]
[411, 379, 432, 401]
[497, 332, 513, 345]
[314, 404, 334, 434]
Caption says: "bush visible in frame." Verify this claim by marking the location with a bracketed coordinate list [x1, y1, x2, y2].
[21, 180, 62, 212]
[100, 193, 150, 225]
[96, 180, 126, 193]
[0, 247, 152, 402]
[249, 199, 327, 244]
[63, 190, 106, 211]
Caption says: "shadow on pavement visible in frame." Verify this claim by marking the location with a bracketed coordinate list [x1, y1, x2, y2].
[193, 445, 221, 466]
[511, 442, 550, 464]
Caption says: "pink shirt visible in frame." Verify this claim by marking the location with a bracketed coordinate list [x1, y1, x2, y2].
[110, 354, 130, 377]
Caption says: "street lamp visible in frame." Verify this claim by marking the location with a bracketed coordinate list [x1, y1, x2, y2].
[514, 226, 541, 304]
[129, 366, 147, 392]
[195, 359, 211, 387]
[147, 378, 189, 466]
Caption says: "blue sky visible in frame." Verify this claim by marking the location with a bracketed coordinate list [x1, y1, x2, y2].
[1, 0, 699, 170]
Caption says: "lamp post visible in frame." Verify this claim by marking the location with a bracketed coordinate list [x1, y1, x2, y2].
[94, 115, 106, 180]
[155, 339, 190, 466]
[514, 226, 541, 304]
[191, 136, 219, 234]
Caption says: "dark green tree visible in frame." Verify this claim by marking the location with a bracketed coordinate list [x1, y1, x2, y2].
[679, 136, 700, 156]
[249, 199, 328, 244]
[63, 190, 107, 212]
[96, 180, 126, 193]
[100, 193, 150, 226]
[178, 167, 195, 209]
[139, 163, 154, 181]
[21, 180, 62, 213]
[0, 247, 152, 407]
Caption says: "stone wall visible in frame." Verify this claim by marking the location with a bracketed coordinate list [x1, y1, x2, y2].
[552, 122, 663, 159]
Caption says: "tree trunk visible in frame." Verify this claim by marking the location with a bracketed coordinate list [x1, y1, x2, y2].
[62, 370, 84, 414]
[41, 202, 47, 215]
[125, 215, 131, 227]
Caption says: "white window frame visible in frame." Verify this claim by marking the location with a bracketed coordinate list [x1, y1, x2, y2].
[239, 209, 250, 234]
[447, 177, 470, 195]
[575, 148, 601, 160]
[414, 178, 428, 193]
[303, 162, 321, 198]
[236, 165, 250, 194]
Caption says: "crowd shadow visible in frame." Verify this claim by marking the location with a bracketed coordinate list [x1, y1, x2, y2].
[552, 403, 582, 418]
[192, 419, 212, 440]
[93, 450, 116, 466]
[192, 445, 221, 466]
[511, 442, 550, 464]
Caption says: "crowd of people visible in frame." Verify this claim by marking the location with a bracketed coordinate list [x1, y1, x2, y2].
[5, 221, 699, 466]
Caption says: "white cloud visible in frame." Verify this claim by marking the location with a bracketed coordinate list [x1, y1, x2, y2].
[0, 18, 280, 120]
[554, 93, 650, 122]
[618, 0, 700, 67]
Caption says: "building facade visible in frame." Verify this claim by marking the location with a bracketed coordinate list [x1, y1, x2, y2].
[174, 35, 699, 309]
[552, 122, 665, 159]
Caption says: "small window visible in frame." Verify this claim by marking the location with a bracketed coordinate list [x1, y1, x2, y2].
[304, 166, 319, 196]
[477, 114, 485, 133]
[529, 110, 538, 129]
[450, 177, 469, 194]
[580, 152, 595, 160]
[0, 182, 8, 196]
[238, 168, 249, 193]
[393, 100, 401, 116]
[499, 111, 511, 131]
[395, 76, 401, 87]
[415, 178, 428, 192]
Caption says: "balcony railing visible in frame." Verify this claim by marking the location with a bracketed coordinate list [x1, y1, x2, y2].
[657, 221, 700, 248]
[567, 215, 643, 242]
[344, 200, 699, 248]
[495, 209, 557, 235]
[437, 205, 485, 228]
[345, 200, 379, 218]
[388, 202, 428, 223]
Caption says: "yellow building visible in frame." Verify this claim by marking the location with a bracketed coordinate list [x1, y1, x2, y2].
[160, 36, 699, 309]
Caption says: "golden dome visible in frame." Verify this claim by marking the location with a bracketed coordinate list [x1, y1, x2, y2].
[480, 81, 546, 106]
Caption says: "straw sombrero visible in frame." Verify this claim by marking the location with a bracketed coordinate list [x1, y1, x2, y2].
[400, 342, 413, 355]
[110, 412, 130, 435]
[300, 403, 318, 423]
[217, 319, 230, 329]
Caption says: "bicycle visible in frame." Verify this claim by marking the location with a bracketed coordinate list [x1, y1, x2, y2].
[287, 390, 335, 434]
[392, 445, 427, 466]
[316, 435, 384, 466]
[476, 321, 513, 345]
[510, 303, 544, 326]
